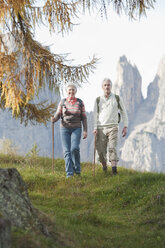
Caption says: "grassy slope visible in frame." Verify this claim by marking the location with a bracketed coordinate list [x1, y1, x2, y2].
[1, 155, 165, 248]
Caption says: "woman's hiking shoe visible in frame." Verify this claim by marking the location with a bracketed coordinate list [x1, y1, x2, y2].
[112, 166, 117, 175]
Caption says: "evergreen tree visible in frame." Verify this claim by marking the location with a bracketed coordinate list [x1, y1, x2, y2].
[0, 0, 155, 125]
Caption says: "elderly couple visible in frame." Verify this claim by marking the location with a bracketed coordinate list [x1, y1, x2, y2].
[51, 78, 128, 178]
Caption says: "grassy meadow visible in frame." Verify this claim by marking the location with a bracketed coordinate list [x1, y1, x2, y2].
[0, 153, 165, 248]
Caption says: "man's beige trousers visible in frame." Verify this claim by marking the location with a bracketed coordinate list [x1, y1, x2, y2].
[96, 125, 119, 164]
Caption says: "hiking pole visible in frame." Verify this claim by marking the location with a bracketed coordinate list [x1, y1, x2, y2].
[52, 121, 55, 174]
[93, 133, 96, 176]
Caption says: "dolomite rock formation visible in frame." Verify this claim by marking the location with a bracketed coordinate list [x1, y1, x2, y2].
[113, 55, 159, 160]
[114, 55, 144, 119]
[121, 56, 165, 173]
[114, 55, 159, 132]
[132, 76, 159, 128]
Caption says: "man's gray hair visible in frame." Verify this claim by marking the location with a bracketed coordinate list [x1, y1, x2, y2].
[102, 78, 112, 87]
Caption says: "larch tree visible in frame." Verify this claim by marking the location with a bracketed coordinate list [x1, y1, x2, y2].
[0, 0, 155, 125]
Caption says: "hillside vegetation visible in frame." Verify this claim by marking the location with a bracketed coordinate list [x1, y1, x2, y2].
[0, 154, 165, 248]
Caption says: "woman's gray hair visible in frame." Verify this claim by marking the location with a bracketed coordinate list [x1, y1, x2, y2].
[65, 82, 77, 93]
[102, 78, 112, 87]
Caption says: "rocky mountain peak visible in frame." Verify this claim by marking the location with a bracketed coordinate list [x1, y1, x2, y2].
[113, 55, 144, 124]
[119, 55, 128, 64]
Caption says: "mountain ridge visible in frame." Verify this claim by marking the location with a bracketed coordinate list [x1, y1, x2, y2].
[0, 55, 165, 172]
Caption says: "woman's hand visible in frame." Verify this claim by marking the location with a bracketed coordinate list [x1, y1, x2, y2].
[83, 131, 87, 139]
[51, 117, 55, 123]
[122, 127, 127, 137]
[93, 129, 98, 135]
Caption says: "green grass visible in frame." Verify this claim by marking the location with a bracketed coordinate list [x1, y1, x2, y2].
[1, 154, 165, 248]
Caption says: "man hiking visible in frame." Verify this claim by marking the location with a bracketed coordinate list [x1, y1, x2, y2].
[93, 78, 128, 175]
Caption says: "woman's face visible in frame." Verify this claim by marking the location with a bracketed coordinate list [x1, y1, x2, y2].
[67, 86, 76, 98]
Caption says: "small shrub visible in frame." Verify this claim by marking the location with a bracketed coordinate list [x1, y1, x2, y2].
[24, 143, 40, 168]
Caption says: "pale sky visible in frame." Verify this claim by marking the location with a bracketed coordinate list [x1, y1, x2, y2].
[35, 0, 165, 111]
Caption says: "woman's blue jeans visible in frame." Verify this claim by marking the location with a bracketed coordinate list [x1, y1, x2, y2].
[61, 127, 82, 177]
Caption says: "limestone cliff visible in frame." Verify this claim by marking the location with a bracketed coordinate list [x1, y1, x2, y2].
[114, 55, 159, 132]
[121, 56, 165, 173]
[114, 55, 144, 119]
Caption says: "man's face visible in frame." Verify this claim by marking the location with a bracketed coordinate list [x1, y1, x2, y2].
[102, 80, 111, 96]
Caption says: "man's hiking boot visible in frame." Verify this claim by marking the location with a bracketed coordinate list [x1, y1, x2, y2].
[112, 166, 117, 175]
[102, 165, 107, 172]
